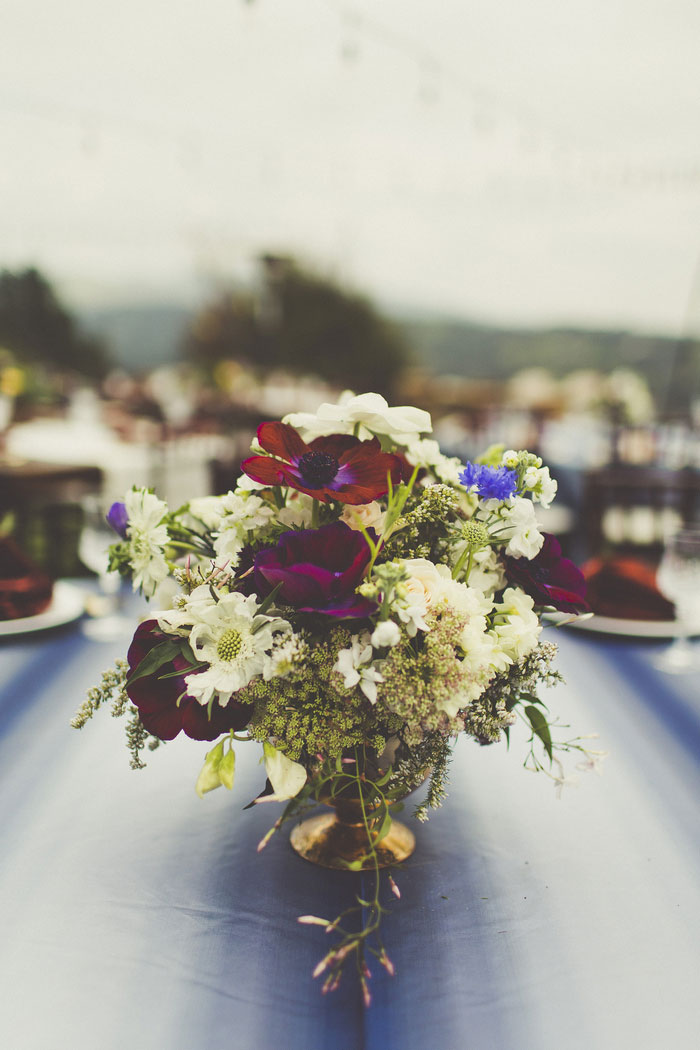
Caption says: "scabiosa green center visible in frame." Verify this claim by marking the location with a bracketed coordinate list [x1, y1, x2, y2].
[217, 629, 243, 662]
[461, 521, 490, 550]
[296, 451, 340, 487]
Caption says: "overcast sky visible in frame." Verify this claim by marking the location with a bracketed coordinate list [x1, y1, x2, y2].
[2, 0, 700, 334]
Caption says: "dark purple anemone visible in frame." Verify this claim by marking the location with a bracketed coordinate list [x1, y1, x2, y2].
[106, 501, 129, 539]
[253, 521, 376, 619]
[504, 533, 590, 614]
[126, 621, 251, 741]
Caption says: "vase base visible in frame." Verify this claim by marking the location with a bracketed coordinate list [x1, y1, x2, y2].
[289, 812, 415, 869]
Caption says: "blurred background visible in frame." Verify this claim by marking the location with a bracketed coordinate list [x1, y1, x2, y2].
[1, 0, 699, 617]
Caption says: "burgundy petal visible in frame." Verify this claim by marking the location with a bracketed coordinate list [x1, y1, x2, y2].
[307, 433, 363, 458]
[241, 455, 299, 488]
[252, 522, 376, 618]
[257, 421, 308, 461]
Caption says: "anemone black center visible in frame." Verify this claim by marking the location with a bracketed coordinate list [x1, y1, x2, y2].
[529, 564, 549, 583]
[297, 451, 339, 487]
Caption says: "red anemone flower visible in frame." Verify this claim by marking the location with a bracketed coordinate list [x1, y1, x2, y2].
[241, 422, 403, 505]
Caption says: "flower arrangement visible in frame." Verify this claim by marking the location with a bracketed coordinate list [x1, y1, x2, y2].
[73, 391, 597, 1003]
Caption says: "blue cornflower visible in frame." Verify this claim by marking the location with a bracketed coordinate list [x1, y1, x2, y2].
[458, 462, 518, 500]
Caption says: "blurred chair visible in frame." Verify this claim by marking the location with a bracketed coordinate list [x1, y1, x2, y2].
[0, 460, 102, 577]
[582, 465, 700, 558]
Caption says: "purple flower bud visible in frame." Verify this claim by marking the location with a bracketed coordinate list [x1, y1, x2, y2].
[106, 501, 129, 538]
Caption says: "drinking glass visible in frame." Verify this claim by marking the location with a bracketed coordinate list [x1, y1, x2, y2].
[78, 497, 134, 641]
[654, 527, 700, 672]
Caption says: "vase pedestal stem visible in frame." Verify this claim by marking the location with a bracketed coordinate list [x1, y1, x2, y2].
[289, 809, 415, 870]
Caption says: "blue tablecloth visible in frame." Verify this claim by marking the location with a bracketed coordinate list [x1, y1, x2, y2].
[2, 598, 700, 1050]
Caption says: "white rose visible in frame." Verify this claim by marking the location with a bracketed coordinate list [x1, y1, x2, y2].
[341, 501, 386, 534]
[400, 558, 445, 609]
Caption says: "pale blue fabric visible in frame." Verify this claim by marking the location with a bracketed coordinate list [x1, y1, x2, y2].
[1, 605, 700, 1050]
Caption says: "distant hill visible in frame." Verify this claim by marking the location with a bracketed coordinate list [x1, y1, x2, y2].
[397, 317, 699, 416]
[79, 303, 192, 373]
[76, 300, 699, 416]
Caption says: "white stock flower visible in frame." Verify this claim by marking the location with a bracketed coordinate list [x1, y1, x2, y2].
[531, 467, 558, 509]
[212, 492, 274, 567]
[371, 620, 402, 648]
[341, 501, 386, 534]
[492, 497, 544, 559]
[182, 591, 289, 707]
[277, 493, 314, 529]
[187, 494, 229, 531]
[234, 472, 267, 493]
[284, 391, 432, 444]
[404, 439, 462, 485]
[492, 587, 541, 661]
[450, 542, 505, 595]
[124, 488, 170, 596]
[333, 633, 384, 703]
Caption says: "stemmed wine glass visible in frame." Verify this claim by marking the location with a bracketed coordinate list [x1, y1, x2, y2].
[654, 527, 700, 673]
[78, 497, 134, 641]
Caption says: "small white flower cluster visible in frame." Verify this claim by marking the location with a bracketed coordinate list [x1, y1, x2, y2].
[501, 449, 558, 509]
[190, 490, 275, 568]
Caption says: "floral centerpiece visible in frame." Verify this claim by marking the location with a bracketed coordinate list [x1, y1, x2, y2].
[73, 392, 597, 1003]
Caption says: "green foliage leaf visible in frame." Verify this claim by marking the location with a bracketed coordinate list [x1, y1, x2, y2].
[524, 704, 553, 761]
[126, 639, 181, 686]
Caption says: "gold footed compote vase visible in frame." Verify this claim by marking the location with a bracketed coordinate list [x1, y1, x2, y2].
[290, 795, 416, 870]
[289, 747, 426, 870]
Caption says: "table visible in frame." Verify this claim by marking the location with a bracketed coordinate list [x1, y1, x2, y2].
[1, 603, 700, 1050]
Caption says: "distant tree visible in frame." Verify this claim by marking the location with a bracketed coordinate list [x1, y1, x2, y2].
[0, 267, 110, 379]
[185, 257, 409, 397]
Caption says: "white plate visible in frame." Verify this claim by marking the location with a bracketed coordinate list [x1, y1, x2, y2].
[545, 611, 700, 639]
[0, 581, 86, 637]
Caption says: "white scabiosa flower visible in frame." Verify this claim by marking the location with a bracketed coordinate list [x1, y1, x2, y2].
[333, 633, 384, 703]
[183, 591, 290, 707]
[124, 488, 170, 596]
